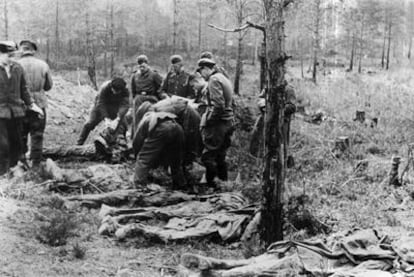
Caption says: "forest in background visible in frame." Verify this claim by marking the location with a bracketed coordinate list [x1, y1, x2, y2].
[1, 0, 413, 86]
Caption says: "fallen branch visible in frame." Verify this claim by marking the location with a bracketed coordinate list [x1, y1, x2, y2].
[208, 21, 265, 34]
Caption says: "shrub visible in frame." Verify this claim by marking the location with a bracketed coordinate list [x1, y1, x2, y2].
[34, 195, 78, 247]
[72, 242, 86, 259]
[35, 209, 77, 246]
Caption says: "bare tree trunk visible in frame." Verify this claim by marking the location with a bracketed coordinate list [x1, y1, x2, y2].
[103, 3, 109, 78]
[312, 0, 321, 83]
[409, 3, 414, 60]
[381, 23, 387, 68]
[173, 0, 178, 53]
[234, 33, 243, 95]
[260, 0, 288, 245]
[300, 44, 304, 78]
[110, 0, 115, 77]
[46, 35, 50, 65]
[86, 11, 97, 90]
[3, 0, 8, 40]
[55, 0, 60, 69]
[224, 16, 228, 67]
[198, 0, 202, 53]
[358, 21, 364, 74]
[386, 21, 392, 70]
[103, 38, 108, 77]
[349, 34, 355, 71]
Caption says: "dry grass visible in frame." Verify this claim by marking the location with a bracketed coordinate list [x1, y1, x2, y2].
[232, 65, 414, 237]
[285, 67, 414, 233]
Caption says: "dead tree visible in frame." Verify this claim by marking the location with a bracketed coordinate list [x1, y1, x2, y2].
[173, 0, 179, 53]
[209, 0, 291, 245]
[389, 156, 401, 187]
[386, 20, 392, 70]
[85, 11, 98, 90]
[109, 0, 115, 77]
[349, 33, 356, 71]
[54, 0, 60, 68]
[311, 0, 322, 83]
[260, 0, 293, 244]
[3, 0, 8, 40]
[381, 20, 387, 68]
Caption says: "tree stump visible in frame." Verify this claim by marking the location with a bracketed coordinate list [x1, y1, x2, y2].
[296, 105, 306, 115]
[354, 110, 366, 123]
[389, 156, 401, 187]
[334, 136, 350, 153]
[370, 117, 378, 128]
[354, 160, 368, 176]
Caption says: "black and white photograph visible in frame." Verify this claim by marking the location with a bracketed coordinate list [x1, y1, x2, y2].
[1, 0, 414, 276]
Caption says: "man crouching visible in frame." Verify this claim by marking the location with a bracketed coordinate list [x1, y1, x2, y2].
[132, 107, 185, 189]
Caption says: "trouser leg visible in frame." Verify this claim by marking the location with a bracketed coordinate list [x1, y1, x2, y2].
[77, 106, 103, 145]
[201, 121, 233, 186]
[21, 114, 30, 157]
[216, 123, 233, 181]
[168, 125, 185, 188]
[216, 151, 228, 181]
[134, 160, 150, 186]
[29, 109, 47, 165]
[0, 119, 10, 175]
[8, 117, 24, 169]
[201, 150, 218, 185]
[133, 122, 168, 186]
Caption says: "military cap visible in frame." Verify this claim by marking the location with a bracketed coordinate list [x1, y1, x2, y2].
[0, 41, 17, 53]
[200, 51, 213, 59]
[137, 54, 149, 64]
[197, 58, 216, 70]
[170, 54, 183, 64]
[19, 40, 38, 51]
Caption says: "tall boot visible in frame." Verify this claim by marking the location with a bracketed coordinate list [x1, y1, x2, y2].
[216, 161, 228, 181]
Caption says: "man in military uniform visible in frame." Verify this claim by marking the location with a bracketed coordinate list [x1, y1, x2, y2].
[160, 55, 195, 99]
[0, 41, 43, 175]
[18, 40, 53, 168]
[197, 58, 234, 188]
[200, 51, 229, 78]
[77, 77, 129, 145]
[150, 97, 201, 167]
[130, 55, 163, 108]
[130, 54, 163, 139]
[133, 110, 185, 189]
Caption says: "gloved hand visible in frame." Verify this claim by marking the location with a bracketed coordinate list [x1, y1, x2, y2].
[29, 103, 44, 118]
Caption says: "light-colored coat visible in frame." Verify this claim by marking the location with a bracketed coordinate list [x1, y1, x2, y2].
[18, 53, 53, 109]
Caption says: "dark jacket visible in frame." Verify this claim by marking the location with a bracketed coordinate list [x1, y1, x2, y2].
[130, 68, 163, 99]
[160, 70, 195, 99]
[0, 61, 33, 118]
[133, 111, 177, 155]
[151, 97, 202, 164]
[95, 80, 130, 119]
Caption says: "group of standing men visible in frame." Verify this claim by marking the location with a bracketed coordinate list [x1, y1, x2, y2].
[77, 52, 235, 190]
[0, 40, 53, 176]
